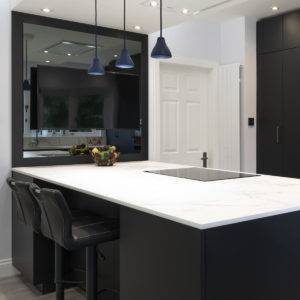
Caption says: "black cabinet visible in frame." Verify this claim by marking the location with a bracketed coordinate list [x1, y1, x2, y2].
[283, 48, 300, 177]
[259, 16, 283, 53]
[258, 52, 283, 175]
[284, 11, 300, 49]
[257, 9, 300, 178]
[258, 10, 300, 54]
[260, 52, 283, 120]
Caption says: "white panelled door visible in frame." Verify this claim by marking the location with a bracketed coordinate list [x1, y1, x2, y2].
[160, 63, 209, 167]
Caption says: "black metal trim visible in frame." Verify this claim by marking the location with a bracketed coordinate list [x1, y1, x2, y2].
[12, 11, 148, 167]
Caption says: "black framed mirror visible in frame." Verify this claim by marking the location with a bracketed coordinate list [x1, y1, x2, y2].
[12, 12, 148, 167]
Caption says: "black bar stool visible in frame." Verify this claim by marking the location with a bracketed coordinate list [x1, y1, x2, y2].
[29, 185, 119, 300]
[6, 178, 41, 233]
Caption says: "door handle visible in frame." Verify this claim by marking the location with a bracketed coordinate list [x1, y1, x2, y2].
[276, 125, 280, 144]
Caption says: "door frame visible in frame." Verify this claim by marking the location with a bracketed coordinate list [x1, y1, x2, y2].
[149, 56, 219, 162]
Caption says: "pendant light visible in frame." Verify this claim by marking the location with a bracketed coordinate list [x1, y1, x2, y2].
[115, 0, 134, 69]
[151, 0, 172, 59]
[23, 38, 31, 91]
[88, 0, 105, 75]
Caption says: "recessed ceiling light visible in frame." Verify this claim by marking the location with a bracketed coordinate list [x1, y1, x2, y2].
[150, 1, 158, 7]
[41, 8, 51, 13]
[182, 8, 189, 15]
[67, 53, 72, 56]
[114, 54, 118, 58]
[44, 50, 48, 53]
[272, 6, 279, 11]
[134, 25, 141, 30]
[193, 11, 199, 15]
[45, 60, 50, 63]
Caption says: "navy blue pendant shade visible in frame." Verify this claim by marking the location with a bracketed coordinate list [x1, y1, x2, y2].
[23, 79, 31, 91]
[115, 0, 134, 69]
[116, 48, 134, 69]
[88, 57, 105, 75]
[88, 0, 105, 76]
[151, 0, 172, 59]
[151, 37, 172, 59]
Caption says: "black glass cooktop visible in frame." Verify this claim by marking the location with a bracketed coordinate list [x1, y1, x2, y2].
[146, 168, 259, 182]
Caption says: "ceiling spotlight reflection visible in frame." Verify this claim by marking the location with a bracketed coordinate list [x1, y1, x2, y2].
[182, 8, 189, 15]
[41, 8, 51, 13]
[62, 41, 73, 45]
[150, 1, 158, 7]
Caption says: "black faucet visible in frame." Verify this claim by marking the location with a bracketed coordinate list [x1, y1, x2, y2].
[201, 152, 208, 168]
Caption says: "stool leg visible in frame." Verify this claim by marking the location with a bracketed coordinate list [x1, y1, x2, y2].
[55, 243, 65, 300]
[86, 245, 98, 300]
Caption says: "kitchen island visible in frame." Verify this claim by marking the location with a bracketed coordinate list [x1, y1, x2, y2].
[12, 161, 300, 300]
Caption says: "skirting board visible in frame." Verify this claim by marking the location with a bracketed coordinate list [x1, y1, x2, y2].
[0, 258, 20, 280]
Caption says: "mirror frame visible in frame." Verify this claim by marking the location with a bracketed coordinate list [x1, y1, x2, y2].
[12, 11, 148, 167]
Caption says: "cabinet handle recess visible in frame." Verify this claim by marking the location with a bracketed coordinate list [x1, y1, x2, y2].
[276, 125, 280, 144]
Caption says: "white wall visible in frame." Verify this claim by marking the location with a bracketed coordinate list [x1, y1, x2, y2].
[220, 17, 245, 64]
[149, 19, 221, 63]
[0, 0, 11, 262]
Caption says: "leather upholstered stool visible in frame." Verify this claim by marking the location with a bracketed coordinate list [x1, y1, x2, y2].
[29, 185, 119, 300]
[6, 178, 41, 232]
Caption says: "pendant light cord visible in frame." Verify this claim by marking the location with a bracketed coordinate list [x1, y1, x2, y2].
[123, 0, 126, 48]
[160, 0, 162, 37]
[25, 39, 28, 80]
[95, 0, 98, 58]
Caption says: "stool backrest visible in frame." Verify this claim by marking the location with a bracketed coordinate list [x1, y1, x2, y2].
[7, 178, 41, 233]
[30, 185, 73, 248]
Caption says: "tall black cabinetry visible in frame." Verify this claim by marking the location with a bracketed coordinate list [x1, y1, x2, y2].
[257, 9, 300, 177]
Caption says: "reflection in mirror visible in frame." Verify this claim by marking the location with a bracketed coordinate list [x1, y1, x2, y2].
[23, 23, 142, 159]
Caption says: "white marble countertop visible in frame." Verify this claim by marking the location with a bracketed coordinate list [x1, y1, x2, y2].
[12, 161, 300, 230]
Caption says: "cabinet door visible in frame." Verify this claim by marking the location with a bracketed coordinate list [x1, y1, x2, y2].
[261, 16, 283, 53]
[283, 48, 300, 178]
[284, 10, 300, 49]
[258, 52, 283, 175]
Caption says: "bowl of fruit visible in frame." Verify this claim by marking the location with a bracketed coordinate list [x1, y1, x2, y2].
[91, 146, 120, 166]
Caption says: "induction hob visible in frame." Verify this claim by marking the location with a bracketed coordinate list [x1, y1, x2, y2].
[145, 167, 259, 182]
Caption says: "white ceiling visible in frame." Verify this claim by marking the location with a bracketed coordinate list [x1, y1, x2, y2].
[210, 0, 300, 22]
[13, 0, 300, 34]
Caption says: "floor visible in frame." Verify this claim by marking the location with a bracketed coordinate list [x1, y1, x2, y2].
[0, 276, 85, 300]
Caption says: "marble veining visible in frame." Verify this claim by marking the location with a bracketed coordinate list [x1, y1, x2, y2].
[12, 161, 300, 229]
